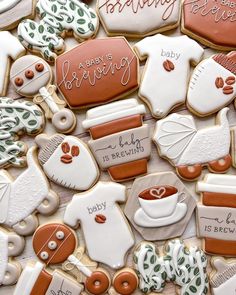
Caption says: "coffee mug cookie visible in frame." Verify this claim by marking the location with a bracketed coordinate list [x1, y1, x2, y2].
[197, 173, 236, 256]
[187, 52, 236, 116]
[10, 55, 76, 134]
[36, 133, 99, 190]
[18, 0, 99, 63]
[0, 146, 59, 236]
[82, 99, 151, 182]
[124, 172, 196, 240]
[153, 107, 231, 181]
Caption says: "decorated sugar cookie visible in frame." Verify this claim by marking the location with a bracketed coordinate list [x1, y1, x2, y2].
[0, 31, 25, 97]
[210, 257, 236, 294]
[0, 227, 25, 286]
[31, 223, 138, 295]
[0, 147, 59, 236]
[124, 172, 196, 240]
[231, 126, 236, 168]
[97, 0, 181, 37]
[134, 34, 203, 118]
[18, 0, 99, 63]
[64, 182, 135, 269]
[153, 107, 231, 181]
[197, 173, 236, 256]
[36, 133, 99, 190]
[56, 37, 139, 109]
[10, 55, 76, 134]
[83, 99, 151, 182]
[0, 97, 45, 169]
[134, 239, 209, 294]
[187, 52, 236, 116]
[182, 0, 236, 50]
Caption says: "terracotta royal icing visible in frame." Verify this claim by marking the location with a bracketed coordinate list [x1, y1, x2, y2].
[153, 107, 231, 180]
[134, 34, 203, 118]
[98, 0, 181, 37]
[18, 0, 99, 62]
[133, 240, 209, 294]
[187, 52, 236, 116]
[36, 134, 99, 190]
[64, 182, 135, 269]
[56, 38, 139, 108]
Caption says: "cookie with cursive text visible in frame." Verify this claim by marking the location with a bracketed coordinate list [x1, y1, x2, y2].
[134, 34, 203, 118]
[197, 173, 236, 256]
[124, 172, 196, 241]
[97, 0, 181, 37]
[182, 0, 236, 50]
[82, 99, 151, 182]
[10, 55, 76, 134]
[56, 37, 139, 109]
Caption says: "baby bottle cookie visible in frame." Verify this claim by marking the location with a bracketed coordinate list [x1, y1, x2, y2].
[36, 133, 99, 190]
[64, 182, 135, 269]
[153, 107, 231, 181]
[0, 147, 59, 236]
[187, 52, 236, 116]
[134, 34, 203, 118]
[82, 99, 151, 182]
[10, 55, 76, 134]
[18, 0, 99, 63]
[0, 227, 25, 286]
[197, 173, 236, 256]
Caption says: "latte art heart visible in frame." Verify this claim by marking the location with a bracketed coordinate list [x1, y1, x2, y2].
[149, 187, 166, 199]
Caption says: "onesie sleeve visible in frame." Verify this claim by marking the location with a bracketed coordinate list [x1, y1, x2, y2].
[109, 183, 127, 203]
[134, 36, 153, 58]
[187, 37, 204, 64]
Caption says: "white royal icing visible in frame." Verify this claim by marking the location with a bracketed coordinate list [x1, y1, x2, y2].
[64, 182, 134, 269]
[153, 108, 230, 166]
[0, 230, 8, 285]
[0, 0, 20, 13]
[134, 34, 203, 118]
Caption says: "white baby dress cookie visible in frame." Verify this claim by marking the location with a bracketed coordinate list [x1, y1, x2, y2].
[134, 34, 203, 118]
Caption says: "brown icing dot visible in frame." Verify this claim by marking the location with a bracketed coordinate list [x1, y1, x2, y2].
[14, 77, 24, 87]
[215, 77, 224, 89]
[35, 63, 45, 72]
[95, 214, 106, 224]
[113, 271, 138, 295]
[85, 271, 110, 295]
[163, 59, 175, 72]
[25, 70, 34, 79]
[61, 154, 73, 164]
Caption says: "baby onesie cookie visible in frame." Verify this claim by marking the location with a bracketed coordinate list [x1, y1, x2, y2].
[134, 239, 209, 294]
[153, 107, 231, 181]
[0, 97, 45, 169]
[56, 37, 139, 109]
[124, 172, 196, 240]
[64, 182, 135, 269]
[210, 257, 236, 294]
[0, 31, 25, 97]
[197, 173, 236, 256]
[36, 133, 99, 190]
[32, 223, 138, 295]
[187, 52, 236, 116]
[18, 0, 99, 63]
[0, 227, 25, 286]
[83, 99, 151, 182]
[134, 34, 203, 118]
[230, 126, 236, 168]
[0, 146, 59, 236]
[10, 55, 76, 134]
[0, 0, 35, 30]
[97, 0, 181, 37]
[182, 0, 236, 50]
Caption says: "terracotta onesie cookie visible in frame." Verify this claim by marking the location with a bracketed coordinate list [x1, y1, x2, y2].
[83, 99, 151, 181]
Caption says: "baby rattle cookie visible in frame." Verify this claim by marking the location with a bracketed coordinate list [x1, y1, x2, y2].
[0, 146, 59, 236]
[32, 222, 138, 295]
[182, 0, 236, 50]
[134, 34, 203, 118]
[64, 182, 135, 269]
[97, 0, 181, 37]
[197, 173, 236, 256]
[0, 227, 25, 286]
[134, 239, 209, 295]
[0, 97, 45, 169]
[10, 55, 76, 134]
[153, 107, 231, 181]
[187, 52, 236, 116]
[18, 0, 99, 63]
[36, 133, 99, 190]
[210, 257, 236, 295]
[82, 99, 151, 182]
